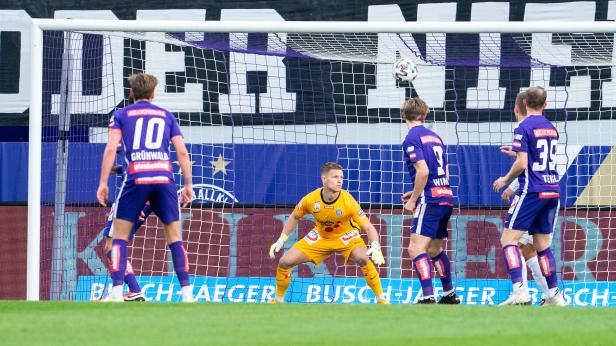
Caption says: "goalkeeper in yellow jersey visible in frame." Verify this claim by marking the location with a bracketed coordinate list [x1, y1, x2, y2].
[268, 162, 389, 304]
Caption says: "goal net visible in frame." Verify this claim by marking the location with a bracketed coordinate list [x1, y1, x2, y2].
[33, 23, 616, 305]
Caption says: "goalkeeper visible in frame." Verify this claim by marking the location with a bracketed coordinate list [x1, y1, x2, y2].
[268, 162, 389, 304]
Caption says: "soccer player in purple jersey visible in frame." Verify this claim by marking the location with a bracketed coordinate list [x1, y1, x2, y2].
[493, 86, 565, 306]
[401, 97, 459, 305]
[97, 73, 194, 303]
[500, 92, 551, 305]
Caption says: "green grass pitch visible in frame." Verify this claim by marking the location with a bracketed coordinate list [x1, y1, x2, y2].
[1, 301, 615, 345]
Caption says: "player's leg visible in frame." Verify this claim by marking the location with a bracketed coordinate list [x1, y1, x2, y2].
[347, 237, 388, 304]
[426, 205, 459, 304]
[151, 183, 193, 302]
[532, 197, 563, 306]
[520, 241, 549, 304]
[408, 232, 434, 304]
[500, 193, 534, 305]
[104, 214, 144, 301]
[273, 247, 312, 303]
[427, 240, 458, 304]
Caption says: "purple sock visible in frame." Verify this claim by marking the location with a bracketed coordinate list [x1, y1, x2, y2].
[108, 250, 141, 293]
[110, 239, 127, 287]
[502, 244, 523, 285]
[413, 253, 434, 298]
[124, 260, 141, 293]
[169, 241, 190, 287]
[537, 248, 559, 289]
[432, 251, 453, 293]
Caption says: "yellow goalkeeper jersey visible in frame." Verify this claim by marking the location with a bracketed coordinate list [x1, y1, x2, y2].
[294, 188, 369, 239]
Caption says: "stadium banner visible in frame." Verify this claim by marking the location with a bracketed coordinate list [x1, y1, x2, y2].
[2, 205, 615, 301]
[0, 142, 612, 207]
[2, 1, 616, 126]
[75, 275, 616, 306]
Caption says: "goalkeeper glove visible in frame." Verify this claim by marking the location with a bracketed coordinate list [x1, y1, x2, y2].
[269, 233, 288, 259]
[366, 241, 385, 266]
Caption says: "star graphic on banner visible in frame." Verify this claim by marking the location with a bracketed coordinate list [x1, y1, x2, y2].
[173, 160, 196, 175]
[211, 154, 231, 176]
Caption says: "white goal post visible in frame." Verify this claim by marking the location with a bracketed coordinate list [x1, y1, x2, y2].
[27, 19, 616, 302]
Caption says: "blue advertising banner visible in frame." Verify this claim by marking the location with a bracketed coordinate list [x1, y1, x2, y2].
[76, 275, 616, 307]
[0, 142, 610, 206]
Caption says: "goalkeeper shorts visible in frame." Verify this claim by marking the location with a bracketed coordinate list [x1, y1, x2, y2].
[293, 229, 366, 265]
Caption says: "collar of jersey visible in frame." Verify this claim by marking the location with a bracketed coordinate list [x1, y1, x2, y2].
[320, 188, 341, 205]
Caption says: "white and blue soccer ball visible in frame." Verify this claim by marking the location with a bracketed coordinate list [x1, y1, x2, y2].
[392, 57, 419, 84]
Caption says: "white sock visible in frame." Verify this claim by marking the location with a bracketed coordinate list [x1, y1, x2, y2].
[521, 255, 528, 288]
[527, 256, 549, 299]
[275, 295, 285, 302]
[110, 285, 123, 298]
[181, 285, 194, 302]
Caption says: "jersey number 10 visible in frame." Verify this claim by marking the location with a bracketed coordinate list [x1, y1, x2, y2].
[132, 117, 165, 150]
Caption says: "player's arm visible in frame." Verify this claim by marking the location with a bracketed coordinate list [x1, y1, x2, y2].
[404, 160, 429, 214]
[171, 135, 194, 207]
[501, 178, 520, 203]
[96, 129, 122, 206]
[493, 151, 527, 192]
[269, 209, 303, 259]
[361, 221, 385, 266]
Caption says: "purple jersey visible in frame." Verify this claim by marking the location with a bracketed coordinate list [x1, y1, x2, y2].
[511, 115, 559, 194]
[402, 125, 453, 204]
[109, 101, 182, 183]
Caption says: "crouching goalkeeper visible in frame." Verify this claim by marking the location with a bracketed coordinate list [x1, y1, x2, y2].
[268, 162, 389, 304]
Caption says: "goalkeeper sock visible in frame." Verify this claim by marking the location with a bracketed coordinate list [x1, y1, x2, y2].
[360, 261, 383, 297]
[431, 251, 453, 295]
[275, 266, 292, 300]
[412, 253, 434, 299]
[536, 248, 558, 292]
[169, 241, 190, 287]
[107, 250, 141, 293]
[527, 256, 549, 298]
[110, 239, 127, 287]
[502, 244, 523, 285]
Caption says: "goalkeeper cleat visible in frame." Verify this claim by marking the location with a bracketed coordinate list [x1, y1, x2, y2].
[437, 292, 461, 305]
[543, 290, 565, 307]
[377, 298, 390, 304]
[181, 285, 195, 303]
[268, 299, 284, 304]
[124, 291, 145, 302]
[416, 297, 437, 304]
[498, 289, 531, 306]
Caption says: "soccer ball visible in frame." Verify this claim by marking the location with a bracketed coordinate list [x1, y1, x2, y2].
[392, 57, 419, 84]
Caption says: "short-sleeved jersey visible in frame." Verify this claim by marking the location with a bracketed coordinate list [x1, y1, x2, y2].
[294, 188, 369, 239]
[402, 125, 453, 204]
[511, 115, 559, 193]
[109, 101, 182, 183]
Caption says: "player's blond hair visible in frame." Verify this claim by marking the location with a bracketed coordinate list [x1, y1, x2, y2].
[401, 97, 429, 122]
[320, 162, 343, 175]
[525, 86, 547, 109]
[515, 91, 527, 116]
[128, 73, 158, 100]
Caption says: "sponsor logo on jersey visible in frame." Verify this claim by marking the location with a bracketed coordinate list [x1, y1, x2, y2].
[340, 230, 360, 245]
[533, 128, 558, 138]
[135, 176, 170, 184]
[129, 160, 172, 173]
[420, 135, 442, 145]
[126, 108, 167, 117]
[406, 146, 415, 153]
[514, 134, 523, 140]
[430, 187, 453, 197]
[336, 209, 343, 216]
[314, 201, 321, 212]
[539, 192, 560, 199]
[183, 183, 239, 204]
[304, 230, 320, 244]
[408, 153, 417, 159]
